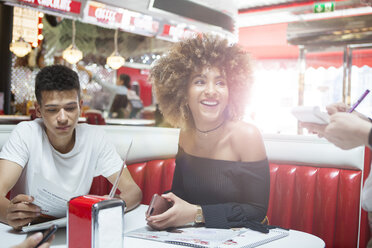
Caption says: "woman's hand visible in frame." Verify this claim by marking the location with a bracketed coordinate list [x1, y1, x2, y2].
[7, 194, 41, 230]
[146, 192, 198, 230]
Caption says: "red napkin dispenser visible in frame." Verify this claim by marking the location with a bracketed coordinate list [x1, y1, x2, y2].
[68, 195, 125, 248]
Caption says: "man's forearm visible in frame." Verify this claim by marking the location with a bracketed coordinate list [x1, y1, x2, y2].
[0, 196, 10, 224]
[120, 185, 142, 211]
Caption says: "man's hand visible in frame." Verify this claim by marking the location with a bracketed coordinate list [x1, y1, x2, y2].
[7, 194, 41, 230]
[11, 232, 54, 248]
[146, 192, 198, 230]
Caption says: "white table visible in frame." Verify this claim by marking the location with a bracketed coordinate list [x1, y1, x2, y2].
[1, 205, 325, 248]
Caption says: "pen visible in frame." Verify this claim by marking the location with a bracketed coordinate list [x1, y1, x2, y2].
[349, 89, 370, 113]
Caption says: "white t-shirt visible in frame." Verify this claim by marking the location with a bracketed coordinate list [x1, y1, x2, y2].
[0, 119, 123, 199]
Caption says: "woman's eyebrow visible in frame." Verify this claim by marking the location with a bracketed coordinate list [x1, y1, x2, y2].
[192, 74, 205, 79]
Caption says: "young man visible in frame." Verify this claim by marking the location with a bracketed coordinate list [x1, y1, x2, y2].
[0, 65, 142, 230]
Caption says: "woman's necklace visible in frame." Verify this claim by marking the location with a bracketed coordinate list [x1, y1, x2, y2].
[195, 120, 225, 135]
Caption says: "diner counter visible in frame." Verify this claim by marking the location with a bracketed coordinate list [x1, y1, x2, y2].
[1, 205, 325, 248]
[0, 115, 30, 123]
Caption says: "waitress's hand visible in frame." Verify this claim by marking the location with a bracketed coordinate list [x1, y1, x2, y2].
[146, 192, 198, 230]
[326, 102, 348, 115]
[322, 112, 371, 149]
[326, 102, 369, 121]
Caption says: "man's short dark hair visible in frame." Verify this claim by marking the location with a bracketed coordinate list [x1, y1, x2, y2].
[35, 65, 80, 104]
[119, 74, 131, 89]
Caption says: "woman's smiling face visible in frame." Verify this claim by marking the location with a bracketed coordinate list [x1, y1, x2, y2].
[187, 66, 229, 125]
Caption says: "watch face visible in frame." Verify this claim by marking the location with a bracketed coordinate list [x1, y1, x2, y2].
[195, 206, 203, 223]
[195, 214, 203, 223]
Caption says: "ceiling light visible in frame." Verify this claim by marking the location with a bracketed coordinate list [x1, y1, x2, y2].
[9, 38, 31, 57]
[107, 52, 125, 70]
[62, 20, 83, 64]
[63, 44, 83, 64]
[106, 29, 125, 70]
[9, 7, 31, 57]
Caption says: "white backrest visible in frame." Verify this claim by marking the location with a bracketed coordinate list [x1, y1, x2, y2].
[99, 125, 179, 164]
[0, 124, 365, 170]
[263, 133, 365, 171]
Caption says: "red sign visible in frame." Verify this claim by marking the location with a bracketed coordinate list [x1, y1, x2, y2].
[19, 0, 81, 14]
[87, 4, 123, 25]
[127, 15, 159, 35]
[160, 24, 197, 41]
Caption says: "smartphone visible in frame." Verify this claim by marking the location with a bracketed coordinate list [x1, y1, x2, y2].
[35, 224, 58, 248]
[146, 194, 172, 217]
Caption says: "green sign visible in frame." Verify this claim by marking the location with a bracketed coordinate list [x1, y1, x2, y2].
[314, 2, 335, 13]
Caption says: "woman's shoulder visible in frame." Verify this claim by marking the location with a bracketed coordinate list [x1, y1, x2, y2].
[227, 121, 267, 161]
[228, 120, 262, 140]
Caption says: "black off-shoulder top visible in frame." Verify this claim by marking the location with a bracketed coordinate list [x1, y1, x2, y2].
[171, 146, 270, 229]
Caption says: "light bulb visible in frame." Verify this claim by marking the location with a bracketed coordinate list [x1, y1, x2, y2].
[9, 38, 32, 57]
[106, 52, 125, 70]
[62, 44, 83, 64]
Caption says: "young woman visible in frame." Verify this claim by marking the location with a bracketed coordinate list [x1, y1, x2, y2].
[147, 34, 269, 230]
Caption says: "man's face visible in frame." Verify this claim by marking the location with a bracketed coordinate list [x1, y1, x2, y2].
[35, 90, 82, 142]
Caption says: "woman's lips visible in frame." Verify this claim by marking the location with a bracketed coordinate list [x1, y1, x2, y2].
[201, 100, 219, 106]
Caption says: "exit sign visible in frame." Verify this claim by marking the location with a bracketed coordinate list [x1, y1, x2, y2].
[314, 2, 335, 13]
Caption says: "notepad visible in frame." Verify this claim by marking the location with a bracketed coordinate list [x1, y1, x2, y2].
[219, 228, 289, 248]
[291, 106, 330, 124]
[126, 226, 289, 248]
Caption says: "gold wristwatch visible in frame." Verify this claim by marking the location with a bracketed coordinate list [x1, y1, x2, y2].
[194, 205, 204, 224]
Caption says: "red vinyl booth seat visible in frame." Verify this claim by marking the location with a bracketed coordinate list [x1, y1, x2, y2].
[89, 159, 176, 205]
[267, 163, 362, 248]
[89, 160, 365, 248]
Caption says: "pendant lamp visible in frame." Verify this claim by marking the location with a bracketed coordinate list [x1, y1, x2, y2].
[106, 29, 125, 70]
[9, 7, 31, 57]
[62, 20, 83, 64]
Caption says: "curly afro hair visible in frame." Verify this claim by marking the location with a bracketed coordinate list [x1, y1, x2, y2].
[150, 34, 253, 129]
